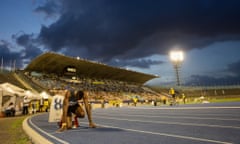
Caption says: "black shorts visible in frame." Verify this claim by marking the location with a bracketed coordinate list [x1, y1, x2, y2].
[67, 104, 80, 116]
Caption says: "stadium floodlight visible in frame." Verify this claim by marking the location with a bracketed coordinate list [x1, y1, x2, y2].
[169, 50, 184, 86]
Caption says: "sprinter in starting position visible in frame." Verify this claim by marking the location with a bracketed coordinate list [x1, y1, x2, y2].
[58, 89, 96, 132]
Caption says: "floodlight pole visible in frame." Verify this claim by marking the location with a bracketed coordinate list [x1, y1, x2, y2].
[173, 63, 181, 86]
[170, 50, 184, 86]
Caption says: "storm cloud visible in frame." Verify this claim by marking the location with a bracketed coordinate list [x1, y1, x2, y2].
[109, 59, 164, 69]
[34, 0, 62, 18]
[14, 33, 43, 60]
[186, 60, 240, 86]
[37, 0, 240, 65]
[227, 60, 240, 76]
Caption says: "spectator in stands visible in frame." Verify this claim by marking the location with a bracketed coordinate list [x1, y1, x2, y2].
[5, 102, 15, 117]
[22, 96, 30, 115]
[58, 89, 96, 132]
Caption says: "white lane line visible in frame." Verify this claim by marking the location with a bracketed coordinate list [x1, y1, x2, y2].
[94, 113, 240, 121]
[126, 111, 240, 117]
[29, 117, 69, 144]
[129, 106, 240, 110]
[81, 122, 232, 144]
[94, 116, 240, 129]
[94, 111, 240, 119]
[140, 113, 239, 118]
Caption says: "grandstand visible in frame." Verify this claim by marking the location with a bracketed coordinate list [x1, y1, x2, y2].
[25, 52, 158, 84]
[20, 52, 162, 101]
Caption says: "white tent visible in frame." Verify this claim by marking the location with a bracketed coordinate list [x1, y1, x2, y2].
[40, 91, 50, 99]
[24, 90, 41, 100]
[0, 82, 25, 97]
[0, 82, 26, 112]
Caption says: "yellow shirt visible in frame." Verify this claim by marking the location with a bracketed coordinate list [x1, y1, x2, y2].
[169, 89, 175, 95]
[133, 98, 138, 103]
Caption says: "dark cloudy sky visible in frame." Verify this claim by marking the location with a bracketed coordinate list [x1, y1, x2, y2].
[1, 0, 240, 86]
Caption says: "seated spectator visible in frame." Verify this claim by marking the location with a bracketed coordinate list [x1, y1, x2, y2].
[5, 102, 15, 117]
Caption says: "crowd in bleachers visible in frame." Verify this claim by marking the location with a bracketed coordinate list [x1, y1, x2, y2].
[18, 71, 161, 103]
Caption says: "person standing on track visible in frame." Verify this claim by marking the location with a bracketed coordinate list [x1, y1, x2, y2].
[58, 89, 96, 132]
[182, 93, 186, 104]
[22, 96, 30, 115]
[169, 88, 176, 105]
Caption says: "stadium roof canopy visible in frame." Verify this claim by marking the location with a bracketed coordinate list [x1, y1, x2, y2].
[25, 52, 159, 84]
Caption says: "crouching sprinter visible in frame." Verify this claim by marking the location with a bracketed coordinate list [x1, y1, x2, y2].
[58, 89, 96, 132]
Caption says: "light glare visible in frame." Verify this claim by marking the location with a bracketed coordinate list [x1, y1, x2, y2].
[170, 51, 184, 62]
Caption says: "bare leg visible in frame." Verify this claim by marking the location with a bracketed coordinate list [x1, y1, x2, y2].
[75, 105, 85, 118]
[58, 90, 70, 132]
[67, 116, 72, 129]
[74, 105, 85, 127]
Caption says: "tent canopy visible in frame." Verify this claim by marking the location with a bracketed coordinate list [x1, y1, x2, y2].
[0, 82, 26, 112]
[0, 82, 25, 97]
[24, 90, 41, 100]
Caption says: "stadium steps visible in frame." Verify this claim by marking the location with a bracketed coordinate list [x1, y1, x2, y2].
[13, 73, 40, 93]
[0, 72, 25, 88]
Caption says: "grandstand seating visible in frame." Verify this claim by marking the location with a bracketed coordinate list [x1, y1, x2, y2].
[16, 70, 160, 102]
